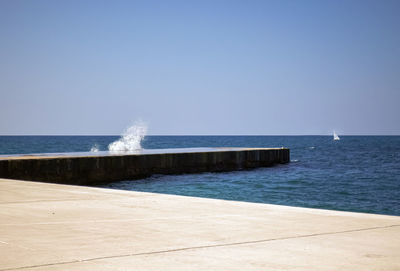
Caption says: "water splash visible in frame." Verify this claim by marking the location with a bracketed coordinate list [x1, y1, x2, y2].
[90, 144, 99, 152]
[108, 121, 148, 152]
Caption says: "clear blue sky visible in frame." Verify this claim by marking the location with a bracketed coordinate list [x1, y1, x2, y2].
[0, 0, 399, 135]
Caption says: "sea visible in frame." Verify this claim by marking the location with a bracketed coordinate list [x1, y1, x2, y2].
[0, 135, 399, 216]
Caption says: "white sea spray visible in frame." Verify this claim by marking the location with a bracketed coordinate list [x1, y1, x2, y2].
[108, 121, 147, 152]
[90, 144, 99, 152]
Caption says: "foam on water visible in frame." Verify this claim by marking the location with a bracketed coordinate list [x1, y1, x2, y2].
[108, 121, 147, 152]
[90, 144, 99, 152]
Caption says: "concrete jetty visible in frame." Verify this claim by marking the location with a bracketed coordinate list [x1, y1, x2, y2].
[0, 147, 290, 185]
[0, 178, 399, 271]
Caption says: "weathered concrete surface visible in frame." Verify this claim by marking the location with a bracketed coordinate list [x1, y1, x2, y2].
[0, 148, 289, 185]
[0, 178, 399, 271]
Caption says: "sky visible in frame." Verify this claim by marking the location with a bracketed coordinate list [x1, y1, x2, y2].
[0, 0, 399, 135]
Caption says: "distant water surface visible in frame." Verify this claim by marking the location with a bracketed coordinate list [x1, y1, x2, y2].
[0, 135, 399, 216]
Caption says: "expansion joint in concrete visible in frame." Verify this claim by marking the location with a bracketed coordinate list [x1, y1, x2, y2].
[2, 224, 399, 271]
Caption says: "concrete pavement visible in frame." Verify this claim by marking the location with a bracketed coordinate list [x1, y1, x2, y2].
[0, 178, 399, 270]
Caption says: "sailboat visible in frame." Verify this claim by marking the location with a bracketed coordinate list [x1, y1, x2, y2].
[333, 131, 340, 141]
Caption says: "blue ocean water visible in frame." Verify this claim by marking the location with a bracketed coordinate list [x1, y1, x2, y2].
[1, 136, 399, 216]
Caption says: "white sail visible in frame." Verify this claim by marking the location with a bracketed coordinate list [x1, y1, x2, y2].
[333, 131, 340, 141]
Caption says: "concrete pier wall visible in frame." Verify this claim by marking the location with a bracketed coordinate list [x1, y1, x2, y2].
[0, 148, 289, 185]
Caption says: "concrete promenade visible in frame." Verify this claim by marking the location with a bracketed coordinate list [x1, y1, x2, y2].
[1, 178, 399, 270]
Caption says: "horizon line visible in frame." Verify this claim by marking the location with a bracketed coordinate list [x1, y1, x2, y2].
[0, 134, 399, 137]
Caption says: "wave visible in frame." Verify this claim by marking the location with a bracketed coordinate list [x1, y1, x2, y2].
[108, 121, 147, 152]
[90, 144, 99, 152]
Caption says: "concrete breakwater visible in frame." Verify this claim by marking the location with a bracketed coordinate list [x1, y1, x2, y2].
[0, 147, 289, 185]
